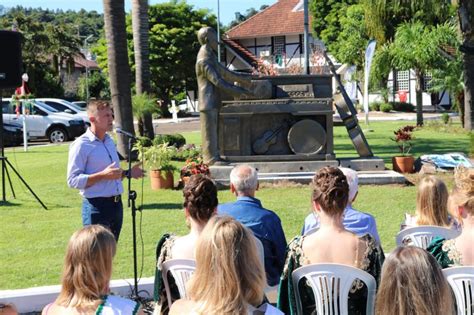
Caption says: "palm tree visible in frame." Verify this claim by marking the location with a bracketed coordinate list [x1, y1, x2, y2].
[362, 0, 452, 126]
[131, 0, 155, 138]
[457, 0, 473, 130]
[102, 0, 135, 158]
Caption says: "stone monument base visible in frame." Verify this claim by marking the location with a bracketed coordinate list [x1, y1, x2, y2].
[209, 157, 406, 187]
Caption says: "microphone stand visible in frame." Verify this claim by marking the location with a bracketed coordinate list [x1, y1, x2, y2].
[124, 135, 140, 301]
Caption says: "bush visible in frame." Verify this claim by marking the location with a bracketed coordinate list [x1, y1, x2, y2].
[370, 102, 381, 111]
[174, 144, 202, 161]
[390, 101, 415, 112]
[380, 103, 393, 113]
[153, 134, 186, 148]
[441, 113, 450, 124]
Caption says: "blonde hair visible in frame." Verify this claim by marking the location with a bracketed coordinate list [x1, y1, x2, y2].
[86, 99, 111, 117]
[376, 246, 454, 315]
[187, 216, 266, 314]
[415, 176, 450, 226]
[449, 165, 474, 217]
[56, 225, 116, 307]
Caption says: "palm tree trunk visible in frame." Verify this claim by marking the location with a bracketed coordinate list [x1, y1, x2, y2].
[131, 0, 154, 139]
[103, 0, 134, 158]
[414, 69, 424, 126]
[459, 0, 474, 130]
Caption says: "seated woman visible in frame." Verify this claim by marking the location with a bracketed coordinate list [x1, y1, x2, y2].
[154, 174, 218, 314]
[42, 225, 144, 314]
[278, 166, 384, 315]
[169, 216, 282, 315]
[428, 166, 474, 267]
[376, 246, 453, 315]
[401, 175, 459, 230]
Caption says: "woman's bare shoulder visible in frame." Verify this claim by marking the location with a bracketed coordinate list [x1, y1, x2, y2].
[169, 299, 196, 315]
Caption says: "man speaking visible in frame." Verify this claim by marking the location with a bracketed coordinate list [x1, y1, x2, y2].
[67, 100, 143, 241]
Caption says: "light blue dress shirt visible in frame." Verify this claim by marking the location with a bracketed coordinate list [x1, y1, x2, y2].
[301, 205, 381, 245]
[67, 128, 123, 198]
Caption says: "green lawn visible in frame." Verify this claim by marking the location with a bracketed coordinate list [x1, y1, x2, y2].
[0, 120, 471, 289]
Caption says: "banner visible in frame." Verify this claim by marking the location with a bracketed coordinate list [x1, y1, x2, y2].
[363, 40, 376, 124]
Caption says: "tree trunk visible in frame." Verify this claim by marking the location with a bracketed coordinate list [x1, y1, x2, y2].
[160, 90, 172, 117]
[459, 0, 474, 130]
[414, 69, 424, 126]
[103, 0, 135, 158]
[131, 0, 155, 139]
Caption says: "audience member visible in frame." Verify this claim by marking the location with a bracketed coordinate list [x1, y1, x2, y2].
[218, 164, 286, 286]
[375, 246, 454, 315]
[41, 225, 144, 314]
[278, 166, 384, 315]
[428, 166, 474, 267]
[401, 175, 459, 230]
[301, 167, 381, 244]
[169, 216, 283, 315]
[153, 174, 218, 314]
[0, 303, 18, 315]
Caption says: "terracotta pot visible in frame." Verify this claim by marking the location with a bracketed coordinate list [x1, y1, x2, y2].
[150, 170, 174, 190]
[392, 156, 415, 173]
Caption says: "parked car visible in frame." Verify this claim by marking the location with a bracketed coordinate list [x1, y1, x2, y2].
[72, 101, 87, 109]
[1, 98, 86, 143]
[37, 98, 90, 126]
[2, 121, 23, 147]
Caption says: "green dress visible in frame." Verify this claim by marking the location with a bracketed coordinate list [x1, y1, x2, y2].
[277, 234, 384, 315]
[153, 233, 178, 315]
[427, 236, 463, 268]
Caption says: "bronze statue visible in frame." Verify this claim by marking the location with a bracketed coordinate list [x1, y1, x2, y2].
[196, 27, 255, 165]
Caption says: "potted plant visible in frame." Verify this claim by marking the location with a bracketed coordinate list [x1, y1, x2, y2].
[179, 155, 210, 187]
[392, 125, 416, 173]
[134, 140, 176, 189]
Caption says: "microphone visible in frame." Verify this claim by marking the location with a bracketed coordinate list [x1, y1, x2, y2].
[115, 127, 136, 139]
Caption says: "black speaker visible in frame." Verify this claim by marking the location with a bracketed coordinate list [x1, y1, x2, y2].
[0, 30, 22, 88]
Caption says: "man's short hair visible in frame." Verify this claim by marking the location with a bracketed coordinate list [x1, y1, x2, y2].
[230, 164, 258, 195]
[339, 167, 358, 202]
[87, 99, 111, 117]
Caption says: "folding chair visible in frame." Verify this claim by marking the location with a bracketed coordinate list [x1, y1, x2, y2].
[292, 263, 376, 315]
[442, 266, 474, 315]
[161, 259, 196, 305]
[396, 226, 461, 249]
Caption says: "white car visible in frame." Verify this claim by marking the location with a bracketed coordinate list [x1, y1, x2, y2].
[1, 98, 86, 143]
[37, 98, 90, 126]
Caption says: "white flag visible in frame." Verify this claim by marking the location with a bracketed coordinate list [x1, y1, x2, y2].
[363, 40, 376, 123]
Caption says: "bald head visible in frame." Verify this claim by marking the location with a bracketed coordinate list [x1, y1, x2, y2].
[230, 164, 258, 196]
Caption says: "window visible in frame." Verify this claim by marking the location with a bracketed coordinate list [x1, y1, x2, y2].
[274, 36, 285, 55]
[423, 72, 433, 91]
[32, 106, 47, 116]
[396, 70, 410, 91]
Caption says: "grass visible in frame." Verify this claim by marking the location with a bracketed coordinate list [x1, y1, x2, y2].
[0, 120, 471, 289]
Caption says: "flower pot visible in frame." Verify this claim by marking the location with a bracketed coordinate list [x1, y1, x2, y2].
[150, 170, 174, 190]
[392, 156, 415, 173]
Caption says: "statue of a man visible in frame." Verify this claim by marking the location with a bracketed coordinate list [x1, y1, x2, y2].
[196, 27, 254, 165]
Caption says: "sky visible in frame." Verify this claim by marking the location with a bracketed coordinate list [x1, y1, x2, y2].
[0, 0, 276, 25]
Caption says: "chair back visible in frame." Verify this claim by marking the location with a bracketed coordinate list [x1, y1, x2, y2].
[291, 263, 376, 315]
[396, 226, 461, 249]
[161, 259, 196, 305]
[442, 266, 474, 315]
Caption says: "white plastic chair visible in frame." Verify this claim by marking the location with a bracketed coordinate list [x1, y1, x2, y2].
[161, 259, 196, 305]
[292, 263, 376, 315]
[396, 226, 461, 249]
[442, 266, 474, 315]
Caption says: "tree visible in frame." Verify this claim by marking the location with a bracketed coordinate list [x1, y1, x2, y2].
[390, 22, 457, 125]
[102, 0, 134, 158]
[361, 0, 453, 124]
[131, 0, 154, 138]
[457, 0, 474, 130]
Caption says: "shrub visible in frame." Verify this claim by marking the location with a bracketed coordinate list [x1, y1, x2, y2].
[370, 102, 381, 111]
[441, 113, 450, 124]
[380, 103, 393, 113]
[390, 101, 415, 112]
[153, 134, 186, 148]
[174, 144, 201, 161]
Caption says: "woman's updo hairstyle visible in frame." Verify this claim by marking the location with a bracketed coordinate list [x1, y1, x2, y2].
[312, 166, 349, 216]
[183, 174, 218, 223]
